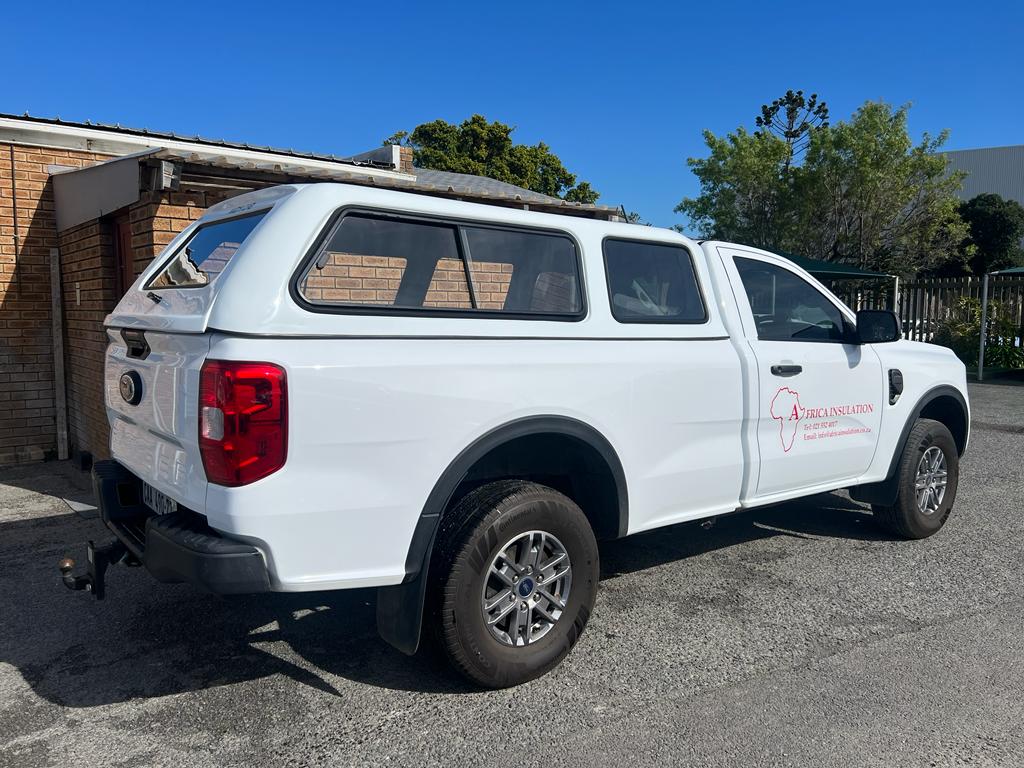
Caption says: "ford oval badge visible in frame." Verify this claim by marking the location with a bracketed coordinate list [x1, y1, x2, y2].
[119, 371, 143, 406]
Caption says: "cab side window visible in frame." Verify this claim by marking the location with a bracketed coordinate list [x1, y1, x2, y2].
[734, 257, 848, 342]
[603, 239, 706, 323]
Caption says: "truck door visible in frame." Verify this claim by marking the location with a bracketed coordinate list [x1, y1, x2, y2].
[720, 248, 884, 498]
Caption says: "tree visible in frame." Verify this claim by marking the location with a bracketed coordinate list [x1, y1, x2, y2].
[383, 115, 599, 204]
[959, 193, 1024, 274]
[678, 97, 969, 276]
[797, 102, 967, 275]
[754, 89, 829, 171]
[676, 128, 794, 248]
[677, 90, 830, 249]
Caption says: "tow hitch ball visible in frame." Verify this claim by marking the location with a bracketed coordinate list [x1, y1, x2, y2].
[59, 539, 128, 600]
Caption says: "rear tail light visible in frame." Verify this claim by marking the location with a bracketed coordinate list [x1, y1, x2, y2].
[199, 360, 287, 486]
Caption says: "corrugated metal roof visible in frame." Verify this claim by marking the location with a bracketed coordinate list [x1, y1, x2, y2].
[945, 145, 1024, 205]
[153, 148, 617, 213]
[0, 111, 392, 168]
[412, 168, 566, 206]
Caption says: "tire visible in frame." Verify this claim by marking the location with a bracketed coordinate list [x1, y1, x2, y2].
[873, 418, 959, 539]
[429, 480, 599, 688]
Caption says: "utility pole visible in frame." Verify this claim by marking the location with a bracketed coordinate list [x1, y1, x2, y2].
[978, 272, 990, 382]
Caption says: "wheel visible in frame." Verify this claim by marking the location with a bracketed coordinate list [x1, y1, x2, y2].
[429, 480, 599, 688]
[873, 418, 959, 539]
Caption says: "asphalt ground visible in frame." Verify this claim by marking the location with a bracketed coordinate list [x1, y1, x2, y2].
[1, 381, 1022, 767]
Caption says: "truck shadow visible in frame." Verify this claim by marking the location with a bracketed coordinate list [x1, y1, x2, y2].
[0, 491, 888, 706]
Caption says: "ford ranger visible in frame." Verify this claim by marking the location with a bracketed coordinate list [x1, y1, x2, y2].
[60, 183, 969, 688]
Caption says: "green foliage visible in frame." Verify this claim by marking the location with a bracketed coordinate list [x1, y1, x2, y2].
[676, 127, 795, 248]
[930, 194, 1024, 276]
[932, 297, 983, 362]
[987, 339, 1024, 368]
[960, 194, 1024, 274]
[932, 296, 1024, 369]
[678, 97, 969, 277]
[798, 103, 968, 275]
[564, 181, 600, 205]
[383, 115, 599, 203]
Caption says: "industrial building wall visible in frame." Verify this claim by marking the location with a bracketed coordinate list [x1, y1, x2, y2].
[945, 146, 1024, 206]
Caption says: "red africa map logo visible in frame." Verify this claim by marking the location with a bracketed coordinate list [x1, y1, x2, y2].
[770, 387, 804, 452]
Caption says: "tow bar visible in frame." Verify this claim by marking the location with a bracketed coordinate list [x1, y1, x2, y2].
[59, 539, 128, 600]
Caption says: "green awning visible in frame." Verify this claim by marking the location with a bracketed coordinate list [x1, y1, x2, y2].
[992, 266, 1024, 275]
[774, 251, 893, 279]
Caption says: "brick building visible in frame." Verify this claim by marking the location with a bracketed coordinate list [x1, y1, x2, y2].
[0, 114, 618, 468]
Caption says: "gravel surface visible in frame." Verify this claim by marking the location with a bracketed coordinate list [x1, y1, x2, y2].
[1, 382, 1021, 767]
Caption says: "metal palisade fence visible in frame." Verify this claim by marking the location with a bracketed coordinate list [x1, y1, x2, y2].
[897, 275, 1024, 345]
[831, 275, 1024, 347]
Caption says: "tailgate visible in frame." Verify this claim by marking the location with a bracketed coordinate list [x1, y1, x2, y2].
[105, 328, 211, 512]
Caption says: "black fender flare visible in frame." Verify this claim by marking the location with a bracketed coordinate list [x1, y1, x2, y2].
[376, 415, 628, 655]
[850, 384, 969, 507]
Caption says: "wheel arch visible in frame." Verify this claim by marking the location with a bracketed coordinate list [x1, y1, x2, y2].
[917, 390, 969, 457]
[850, 384, 969, 507]
[376, 415, 628, 655]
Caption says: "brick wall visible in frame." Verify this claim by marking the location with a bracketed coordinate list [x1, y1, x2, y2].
[128, 189, 219, 274]
[59, 218, 118, 460]
[471, 261, 514, 309]
[426, 259, 474, 308]
[302, 254, 412, 304]
[398, 146, 414, 174]
[0, 144, 110, 466]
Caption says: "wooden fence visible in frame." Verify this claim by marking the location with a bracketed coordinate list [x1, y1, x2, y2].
[828, 276, 1024, 345]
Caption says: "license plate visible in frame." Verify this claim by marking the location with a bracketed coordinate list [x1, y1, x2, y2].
[142, 482, 178, 515]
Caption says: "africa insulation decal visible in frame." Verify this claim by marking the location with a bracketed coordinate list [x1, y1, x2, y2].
[770, 387, 804, 452]
[770, 386, 876, 451]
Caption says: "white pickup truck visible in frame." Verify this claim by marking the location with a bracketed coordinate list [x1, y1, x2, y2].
[61, 183, 969, 688]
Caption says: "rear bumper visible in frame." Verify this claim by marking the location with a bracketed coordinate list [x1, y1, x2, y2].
[92, 460, 270, 594]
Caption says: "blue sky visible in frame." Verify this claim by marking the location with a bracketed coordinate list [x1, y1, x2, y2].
[7, 1, 1023, 229]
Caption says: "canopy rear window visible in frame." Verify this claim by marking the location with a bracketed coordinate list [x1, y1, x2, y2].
[147, 212, 267, 289]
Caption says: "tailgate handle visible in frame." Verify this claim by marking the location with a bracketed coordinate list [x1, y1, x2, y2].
[121, 329, 150, 360]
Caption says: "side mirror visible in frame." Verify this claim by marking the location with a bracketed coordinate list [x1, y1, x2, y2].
[855, 309, 901, 344]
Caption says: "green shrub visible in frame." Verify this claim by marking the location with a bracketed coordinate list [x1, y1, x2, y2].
[931, 297, 1024, 369]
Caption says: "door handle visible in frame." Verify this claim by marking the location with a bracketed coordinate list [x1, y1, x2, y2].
[770, 364, 802, 377]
